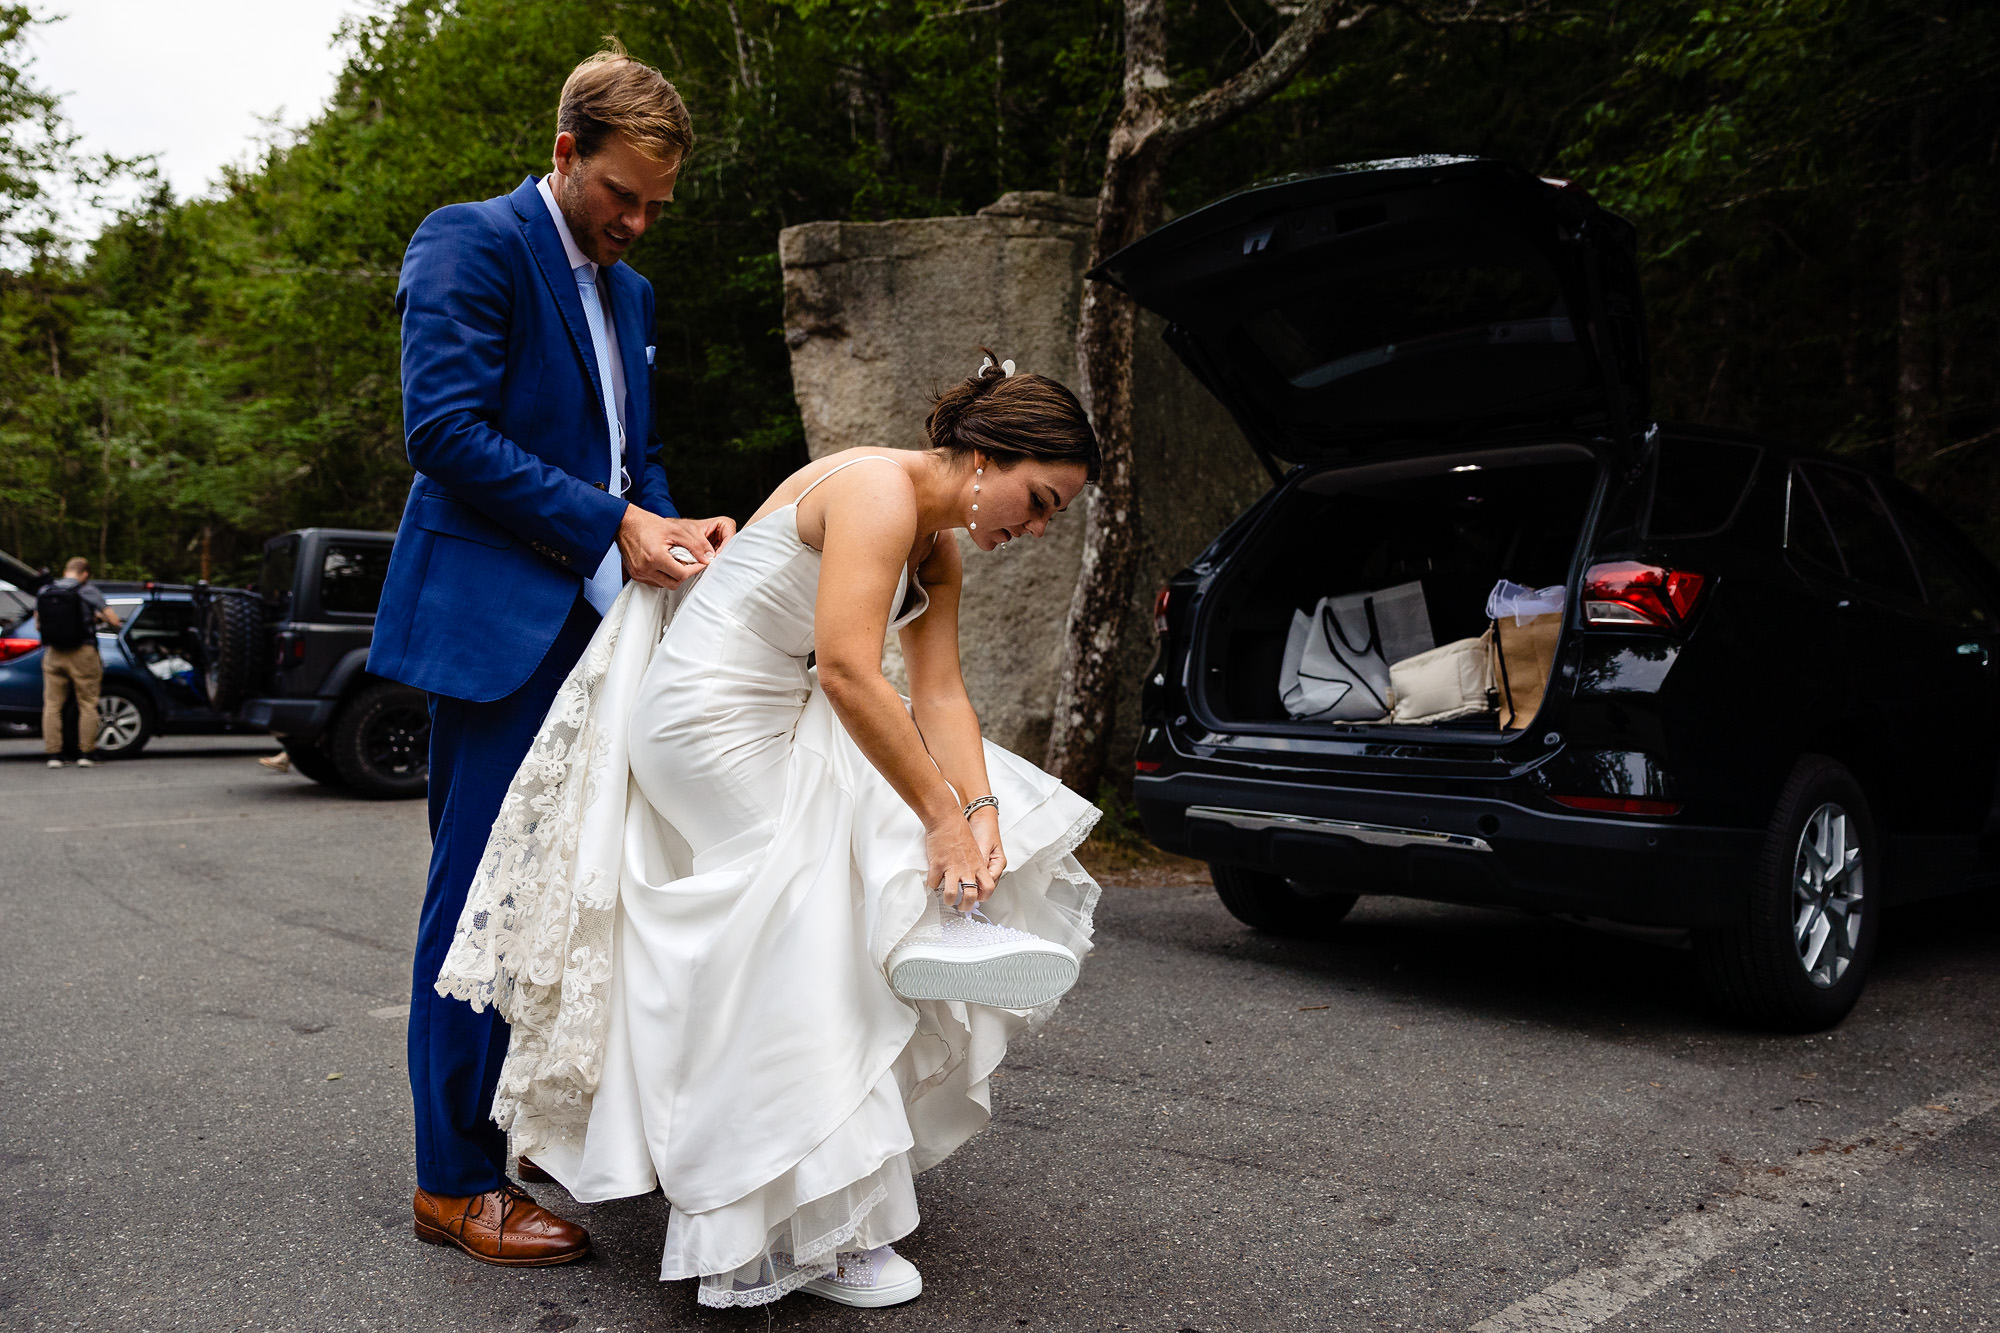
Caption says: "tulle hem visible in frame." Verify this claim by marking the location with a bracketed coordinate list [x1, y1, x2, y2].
[692, 1181, 892, 1308]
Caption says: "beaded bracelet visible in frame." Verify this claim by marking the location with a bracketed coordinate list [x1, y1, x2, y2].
[963, 795, 999, 821]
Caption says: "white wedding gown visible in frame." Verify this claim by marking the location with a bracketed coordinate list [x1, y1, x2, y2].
[435, 459, 1101, 1306]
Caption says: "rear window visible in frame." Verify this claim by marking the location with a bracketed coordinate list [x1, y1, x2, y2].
[261, 536, 299, 605]
[320, 543, 391, 615]
[0, 585, 32, 628]
[1800, 465, 1920, 600]
[1646, 438, 1760, 538]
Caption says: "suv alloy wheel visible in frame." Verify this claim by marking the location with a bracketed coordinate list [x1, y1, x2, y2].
[93, 685, 155, 758]
[328, 680, 430, 799]
[1694, 756, 1880, 1031]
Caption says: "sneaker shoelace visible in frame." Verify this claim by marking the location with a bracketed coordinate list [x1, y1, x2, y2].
[928, 905, 1036, 948]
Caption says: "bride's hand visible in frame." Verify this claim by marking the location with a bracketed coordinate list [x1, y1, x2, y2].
[970, 805, 1006, 885]
[925, 816, 996, 909]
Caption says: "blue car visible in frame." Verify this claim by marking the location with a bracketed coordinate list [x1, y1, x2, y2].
[0, 583, 248, 757]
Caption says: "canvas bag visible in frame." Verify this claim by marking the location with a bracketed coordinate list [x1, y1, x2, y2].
[1485, 580, 1565, 730]
[1279, 581, 1433, 722]
[1390, 632, 1494, 725]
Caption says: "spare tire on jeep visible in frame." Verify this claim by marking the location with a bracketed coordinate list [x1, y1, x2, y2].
[199, 592, 262, 713]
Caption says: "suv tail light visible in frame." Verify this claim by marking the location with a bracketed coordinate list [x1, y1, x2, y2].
[1582, 562, 1706, 629]
[1153, 587, 1172, 636]
[0, 637, 37, 663]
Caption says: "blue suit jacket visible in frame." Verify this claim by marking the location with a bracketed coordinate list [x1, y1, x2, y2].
[368, 177, 678, 703]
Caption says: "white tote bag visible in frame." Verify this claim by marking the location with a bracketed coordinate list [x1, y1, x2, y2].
[1279, 581, 1433, 721]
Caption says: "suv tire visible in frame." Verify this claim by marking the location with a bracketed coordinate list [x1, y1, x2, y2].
[200, 593, 262, 713]
[1211, 863, 1360, 938]
[1694, 755, 1880, 1032]
[329, 680, 430, 800]
[93, 684, 155, 758]
[283, 738, 346, 787]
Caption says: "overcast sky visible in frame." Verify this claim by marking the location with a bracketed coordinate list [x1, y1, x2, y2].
[30, 0, 360, 212]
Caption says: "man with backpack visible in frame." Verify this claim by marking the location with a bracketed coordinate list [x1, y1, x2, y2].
[37, 557, 120, 768]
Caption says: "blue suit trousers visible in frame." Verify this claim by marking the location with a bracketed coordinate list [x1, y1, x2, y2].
[408, 595, 598, 1196]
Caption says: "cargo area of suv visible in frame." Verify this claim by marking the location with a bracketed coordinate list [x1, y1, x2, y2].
[1192, 442, 1598, 735]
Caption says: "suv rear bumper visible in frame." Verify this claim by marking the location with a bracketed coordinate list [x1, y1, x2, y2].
[1135, 770, 1759, 928]
[243, 696, 337, 740]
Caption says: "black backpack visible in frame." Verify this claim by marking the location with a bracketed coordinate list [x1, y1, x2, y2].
[36, 582, 93, 651]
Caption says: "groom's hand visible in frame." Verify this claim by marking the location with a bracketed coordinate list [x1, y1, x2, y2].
[617, 506, 738, 588]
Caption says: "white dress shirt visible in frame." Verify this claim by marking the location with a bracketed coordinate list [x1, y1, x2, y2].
[537, 174, 630, 613]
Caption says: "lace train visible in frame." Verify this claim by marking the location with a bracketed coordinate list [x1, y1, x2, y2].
[434, 581, 681, 1160]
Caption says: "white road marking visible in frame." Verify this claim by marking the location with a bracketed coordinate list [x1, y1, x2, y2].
[39, 810, 304, 833]
[369, 1004, 411, 1020]
[1470, 1085, 2000, 1332]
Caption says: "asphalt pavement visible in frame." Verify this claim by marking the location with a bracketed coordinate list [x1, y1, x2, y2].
[2, 735, 1997, 1332]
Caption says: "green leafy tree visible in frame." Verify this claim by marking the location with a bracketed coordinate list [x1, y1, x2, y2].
[1564, 0, 2000, 541]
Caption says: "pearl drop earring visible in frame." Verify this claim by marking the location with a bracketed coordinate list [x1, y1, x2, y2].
[970, 466, 981, 528]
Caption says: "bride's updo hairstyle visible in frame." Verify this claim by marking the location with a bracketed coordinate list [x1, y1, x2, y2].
[924, 351, 1100, 483]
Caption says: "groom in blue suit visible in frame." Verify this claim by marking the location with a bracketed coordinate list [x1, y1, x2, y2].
[369, 48, 734, 1265]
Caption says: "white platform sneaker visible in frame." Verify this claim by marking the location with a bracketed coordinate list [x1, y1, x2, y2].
[888, 907, 1079, 1010]
[799, 1245, 924, 1308]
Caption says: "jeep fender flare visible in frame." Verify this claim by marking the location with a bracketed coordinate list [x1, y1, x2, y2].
[320, 647, 377, 703]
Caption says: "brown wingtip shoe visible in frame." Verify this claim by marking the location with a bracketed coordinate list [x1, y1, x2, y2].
[413, 1181, 590, 1267]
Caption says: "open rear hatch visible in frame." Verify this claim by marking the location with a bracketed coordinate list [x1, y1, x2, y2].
[1098, 158, 1651, 754]
[1092, 156, 1648, 470]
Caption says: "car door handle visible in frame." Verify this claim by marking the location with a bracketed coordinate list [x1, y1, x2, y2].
[1958, 642, 1991, 667]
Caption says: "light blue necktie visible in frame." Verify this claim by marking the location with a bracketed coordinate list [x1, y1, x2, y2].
[575, 263, 626, 614]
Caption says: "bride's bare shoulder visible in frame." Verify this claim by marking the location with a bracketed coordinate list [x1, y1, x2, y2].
[782, 451, 919, 549]
[745, 450, 914, 525]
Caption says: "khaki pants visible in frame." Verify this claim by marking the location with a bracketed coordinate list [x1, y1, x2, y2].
[42, 644, 103, 755]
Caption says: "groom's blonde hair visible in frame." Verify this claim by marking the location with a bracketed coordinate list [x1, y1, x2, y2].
[558, 40, 694, 166]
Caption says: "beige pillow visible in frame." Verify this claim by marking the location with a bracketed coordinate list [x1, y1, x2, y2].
[1390, 633, 1494, 725]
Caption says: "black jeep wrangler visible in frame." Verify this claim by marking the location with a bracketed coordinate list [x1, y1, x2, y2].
[197, 527, 428, 799]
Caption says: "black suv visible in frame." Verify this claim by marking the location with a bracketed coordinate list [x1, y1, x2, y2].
[1115, 157, 2000, 1030]
[199, 527, 428, 799]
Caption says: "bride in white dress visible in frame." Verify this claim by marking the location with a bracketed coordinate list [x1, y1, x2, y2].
[435, 355, 1103, 1308]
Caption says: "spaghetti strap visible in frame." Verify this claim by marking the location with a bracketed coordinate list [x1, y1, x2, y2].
[795, 453, 905, 503]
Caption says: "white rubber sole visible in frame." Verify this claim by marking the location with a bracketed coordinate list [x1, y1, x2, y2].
[888, 942, 1080, 1009]
[799, 1268, 924, 1308]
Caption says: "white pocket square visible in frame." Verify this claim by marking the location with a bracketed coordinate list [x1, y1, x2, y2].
[645, 345, 656, 366]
